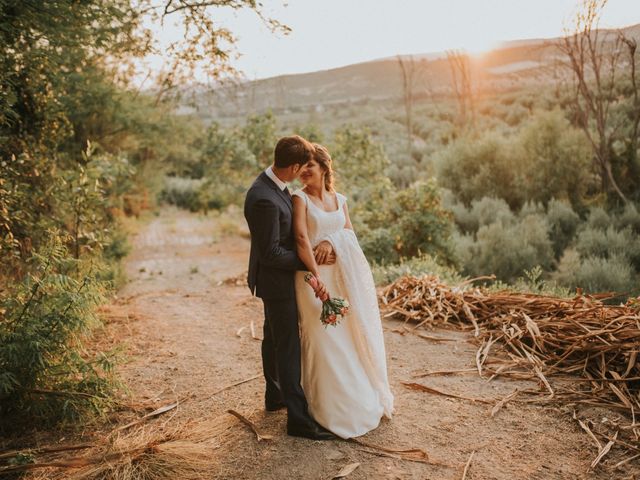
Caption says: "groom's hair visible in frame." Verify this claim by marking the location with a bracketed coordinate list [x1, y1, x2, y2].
[274, 135, 314, 168]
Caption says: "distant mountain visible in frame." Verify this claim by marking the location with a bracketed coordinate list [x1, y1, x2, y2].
[182, 23, 640, 120]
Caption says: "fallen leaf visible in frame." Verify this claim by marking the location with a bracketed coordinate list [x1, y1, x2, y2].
[331, 462, 360, 479]
[228, 409, 273, 442]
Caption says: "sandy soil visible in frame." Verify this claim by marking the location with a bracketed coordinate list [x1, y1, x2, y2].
[96, 207, 639, 479]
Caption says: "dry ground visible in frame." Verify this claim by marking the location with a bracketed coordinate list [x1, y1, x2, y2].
[25, 207, 640, 480]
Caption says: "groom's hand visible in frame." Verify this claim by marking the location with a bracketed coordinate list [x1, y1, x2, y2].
[314, 241, 336, 265]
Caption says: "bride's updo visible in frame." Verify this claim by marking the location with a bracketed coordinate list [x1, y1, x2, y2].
[312, 143, 335, 192]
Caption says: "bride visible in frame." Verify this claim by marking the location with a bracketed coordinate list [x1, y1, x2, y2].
[291, 143, 394, 439]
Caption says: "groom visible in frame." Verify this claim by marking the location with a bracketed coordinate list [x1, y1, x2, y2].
[244, 135, 336, 440]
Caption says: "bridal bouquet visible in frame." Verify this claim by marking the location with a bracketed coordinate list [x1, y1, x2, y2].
[304, 273, 350, 327]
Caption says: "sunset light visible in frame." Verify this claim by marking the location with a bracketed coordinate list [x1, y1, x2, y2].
[3, 0, 640, 477]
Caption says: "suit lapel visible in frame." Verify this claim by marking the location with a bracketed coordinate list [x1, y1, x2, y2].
[259, 172, 292, 213]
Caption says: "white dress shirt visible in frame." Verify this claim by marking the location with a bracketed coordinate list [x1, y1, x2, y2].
[265, 166, 288, 191]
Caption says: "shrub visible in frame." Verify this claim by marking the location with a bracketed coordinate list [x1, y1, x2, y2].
[491, 265, 573, 298]
[568, 254, 635, 294]
[448, 201, 479, 234]
[159, 176, 205, 211]
[386, 180, 455, 264]
[575, 226, 637, 261]
[372, 253, 463, 286]
[358, 227, 399, 265]
[517, 109, 592, 208]
[460, 214, 554, 283]
[242, 111, 277, 166]
[331, 125, 391, 199]
[546, 199, 580, 258]
[470, 197, 515, 228]
[615, 203, 640, 234]
[0, 238, 118, 427]
[452, 231, 475, 270]
[584, 207, 611, 230]
[434, 132, 524, 209]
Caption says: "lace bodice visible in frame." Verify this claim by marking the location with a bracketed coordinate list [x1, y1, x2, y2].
[292, 189, 347, 246]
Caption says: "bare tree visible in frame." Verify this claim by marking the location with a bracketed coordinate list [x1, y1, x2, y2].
[446, 50, 475, 128]
[133, 0, 290, 104]
[557, 0, 639, 203]
[397, 54, 423, 158]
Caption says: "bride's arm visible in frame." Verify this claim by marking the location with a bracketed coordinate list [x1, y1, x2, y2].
[292, 195, 322, 278]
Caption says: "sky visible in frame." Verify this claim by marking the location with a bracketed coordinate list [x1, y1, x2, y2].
[150, 0, 640, 81]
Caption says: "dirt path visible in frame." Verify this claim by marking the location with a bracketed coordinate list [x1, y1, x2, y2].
[111, 207, 621, 480]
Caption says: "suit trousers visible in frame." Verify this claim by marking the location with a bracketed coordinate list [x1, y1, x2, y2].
[261, 296, 312, 429]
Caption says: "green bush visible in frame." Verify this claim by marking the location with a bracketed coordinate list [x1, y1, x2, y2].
[447, 201, 479, 234]
[615, 203, 640, 234]
[585, 207, 611, 230]
[372, 253, 463, 286]
[242, 111, 277, 166]
[517, 109, 592, 208]
[195, 121, 261, 210]
[159, 176, 205, 211]
[385, 180, 455, 264]
[331, 125, 391, 202]
[435, 132, 524, 209]
[562, 254, 635, 295]
[0, 238, 118, 427]
[452, 231, 475, 271]
[434, 110, 592, 210]
[576, 225, 640, 271]
[490, 265, 573, 298]
[358, 227, 399, 265]
[546, 199, 580, 258]
[470, 197, 515, 229]
[459, 214, 554, 283]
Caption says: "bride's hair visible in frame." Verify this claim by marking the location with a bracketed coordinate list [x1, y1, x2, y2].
[312, 143, 335, 192]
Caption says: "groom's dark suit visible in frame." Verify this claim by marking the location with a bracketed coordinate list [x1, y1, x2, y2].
[244, 171, 312, 430]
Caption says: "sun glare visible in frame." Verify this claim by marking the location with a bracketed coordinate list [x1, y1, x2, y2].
[454, 37, 501, 56]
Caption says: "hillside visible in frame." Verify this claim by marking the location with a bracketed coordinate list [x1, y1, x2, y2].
[181, 23, 640, 121]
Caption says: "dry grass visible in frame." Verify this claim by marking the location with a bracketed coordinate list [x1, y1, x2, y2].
[11, 415, 237, 480]
[381, 274, 640, 462]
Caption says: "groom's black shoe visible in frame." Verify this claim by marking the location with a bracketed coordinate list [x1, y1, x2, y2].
[287, 422, 337, 440]
[265, 400, 286, 412]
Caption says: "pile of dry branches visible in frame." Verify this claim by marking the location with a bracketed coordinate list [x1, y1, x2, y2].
[381, 275, 640, 451]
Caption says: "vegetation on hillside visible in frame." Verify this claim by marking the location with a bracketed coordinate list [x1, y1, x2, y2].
[160, 4, 639, 299]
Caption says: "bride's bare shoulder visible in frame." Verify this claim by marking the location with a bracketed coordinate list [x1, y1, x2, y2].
[291, 188, 307, 206]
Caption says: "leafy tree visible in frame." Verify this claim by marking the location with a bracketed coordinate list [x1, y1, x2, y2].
[242, 111, 277, 167]
[518, 110, 592, 209]
[386, 180, 455, 263]
[435, 132, 524, 209]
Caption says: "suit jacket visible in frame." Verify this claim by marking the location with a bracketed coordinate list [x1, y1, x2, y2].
[244, 171, 305, 299]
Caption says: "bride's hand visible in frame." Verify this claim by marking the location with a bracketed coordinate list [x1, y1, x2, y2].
[312, 275, 329, 300]
[314, 241, 334, 265]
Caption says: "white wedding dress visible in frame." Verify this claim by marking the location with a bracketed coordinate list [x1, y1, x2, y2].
[293, 189, 394, 439]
